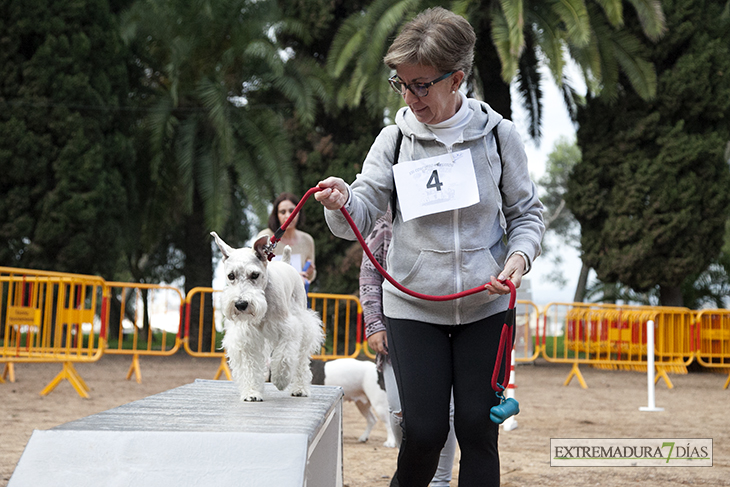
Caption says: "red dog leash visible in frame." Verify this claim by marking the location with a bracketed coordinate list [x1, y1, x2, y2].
[265, 185, 519, 423]
[264, 186, 514, 302]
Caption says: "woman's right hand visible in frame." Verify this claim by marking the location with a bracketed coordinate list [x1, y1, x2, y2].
[315, 177, 349, 210]
[367, 331, 388, 355]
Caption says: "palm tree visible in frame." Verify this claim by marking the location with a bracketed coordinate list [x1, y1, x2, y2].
[327, 0, 665, 140]
[120, 0, 329, 345]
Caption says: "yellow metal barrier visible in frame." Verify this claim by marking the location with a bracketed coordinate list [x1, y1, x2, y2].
[0, 273, 107, 398]
[695, 309, 730, 389]
[653, 307, 697, 381]
[308, 293, 362, 360]
[103, 282, 183, 383]
[4, 266, 726, 392]
[539, 302, 695, 389]
[182, 290, 362, 378]
[183, 287, 229, 380]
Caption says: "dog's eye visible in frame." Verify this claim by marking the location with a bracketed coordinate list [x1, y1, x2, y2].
[227, 272, 235, 281]
[250, 272, 260, 280]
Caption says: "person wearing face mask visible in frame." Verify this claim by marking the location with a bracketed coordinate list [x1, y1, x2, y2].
[314, 7, 544, 487]
[256, 192, 316, 287]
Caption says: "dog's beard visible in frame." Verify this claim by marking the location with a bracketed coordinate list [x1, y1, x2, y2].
[222, 289, 268, 326]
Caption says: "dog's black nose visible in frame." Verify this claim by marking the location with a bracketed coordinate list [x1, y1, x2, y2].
[235, 301, 249, 312]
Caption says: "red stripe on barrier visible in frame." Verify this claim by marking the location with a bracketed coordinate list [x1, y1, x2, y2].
[178, 304, 186, 339]
[356, 311, 362, 344]
[184, 302, 192, 339]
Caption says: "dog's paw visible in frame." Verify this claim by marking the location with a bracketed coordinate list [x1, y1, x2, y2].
[242, 393, 264, 402]
[290, 389, 309, 397]
[358, 434, 370, 443]
[383, 439, 397, 448]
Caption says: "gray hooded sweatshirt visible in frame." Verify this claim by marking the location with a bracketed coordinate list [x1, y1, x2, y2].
[325, 99, 545, 325]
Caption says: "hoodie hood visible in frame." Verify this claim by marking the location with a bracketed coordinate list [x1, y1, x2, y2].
[395, 98, 504, 142]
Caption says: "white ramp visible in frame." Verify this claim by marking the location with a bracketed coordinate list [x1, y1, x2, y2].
[9, 380, 344, 487]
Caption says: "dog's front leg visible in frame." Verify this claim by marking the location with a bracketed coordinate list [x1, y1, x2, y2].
[227, 339, 267, 402]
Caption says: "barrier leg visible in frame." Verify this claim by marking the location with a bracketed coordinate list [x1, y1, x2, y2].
[724, 373, 730, 390]
[213, 356, 232, 380]
[654, 367, 674, 390]
[1, 363, 14, 383]
[126, 354, 142, 384]
[564, 362, 588, 389]
[40, 362, 90, 399]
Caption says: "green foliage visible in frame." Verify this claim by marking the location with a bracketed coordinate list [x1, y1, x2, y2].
[273, 0, 386, 295]
[567, 0, 730, 307]
[326, 0, 665, 142]
[119, 0, 333, 295]
[0, 0, 135, 279]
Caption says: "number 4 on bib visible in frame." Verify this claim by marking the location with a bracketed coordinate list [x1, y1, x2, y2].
[427, 170, 443, 191]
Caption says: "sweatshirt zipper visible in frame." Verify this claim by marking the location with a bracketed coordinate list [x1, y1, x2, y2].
[447, 146, 462, 324]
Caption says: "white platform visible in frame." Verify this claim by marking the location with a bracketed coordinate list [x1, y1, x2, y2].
[9, 380, 344, 487]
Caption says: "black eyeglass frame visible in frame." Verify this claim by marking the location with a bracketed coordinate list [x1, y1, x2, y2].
[388, 71, 455, 98]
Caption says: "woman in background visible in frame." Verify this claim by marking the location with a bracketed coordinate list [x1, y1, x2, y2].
[257, 192, 316, 287]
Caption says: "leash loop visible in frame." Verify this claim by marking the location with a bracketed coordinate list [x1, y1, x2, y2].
[270, 186, 521, 424]
[269, 186, 519, 302]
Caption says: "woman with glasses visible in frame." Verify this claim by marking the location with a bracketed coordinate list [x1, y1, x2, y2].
[315, 7, 544, 487]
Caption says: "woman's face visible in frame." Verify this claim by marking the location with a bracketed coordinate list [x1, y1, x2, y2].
[395, 64, 462, 125]
[277, 199, 298, 228]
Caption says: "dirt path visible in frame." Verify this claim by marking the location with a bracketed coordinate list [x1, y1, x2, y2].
[2, 355, 728, 486]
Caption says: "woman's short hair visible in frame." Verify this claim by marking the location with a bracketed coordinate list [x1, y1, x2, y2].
[384, 7, 476, 80]
[268, 192, 304, 233]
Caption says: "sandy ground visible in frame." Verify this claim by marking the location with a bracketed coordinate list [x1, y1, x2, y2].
[1, 354, 729, 486]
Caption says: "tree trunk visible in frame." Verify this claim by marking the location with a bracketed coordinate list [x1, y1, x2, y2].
[184, 188, 214, 352]
[471, 11, 512, 119]
[573, 262, 590, 303]
[659, 285, 683, 307]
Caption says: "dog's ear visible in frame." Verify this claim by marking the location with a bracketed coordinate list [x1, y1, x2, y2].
[253, 235, 270, 262]
[210, 232, 235, 261]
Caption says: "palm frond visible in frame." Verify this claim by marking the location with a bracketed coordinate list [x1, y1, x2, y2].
[593, 0, 624, 28]
[609, 28, 657, 100]
[196, 148, 232, 232]
[174, 117, 198, 214]
[551, 0, 591, 46]
[527, 3, 566, 83]
[197, 77, 235, 166]
[625, 0, 666, 41]
[491, 5, 519, 82]
[327, 14, 369, 78]
[499, 0, 525, 58]
[559, 75, 583, 123]
[515, 34, 543, 141]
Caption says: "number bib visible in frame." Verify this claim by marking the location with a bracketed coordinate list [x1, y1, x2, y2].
[392, 149, 480, 222]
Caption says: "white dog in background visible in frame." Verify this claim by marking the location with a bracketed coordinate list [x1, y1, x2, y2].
[212, 232, 324, 402]
[313, 358, 396, 448]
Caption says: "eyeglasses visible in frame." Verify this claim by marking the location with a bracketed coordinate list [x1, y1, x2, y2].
[388, 71, 454, 98]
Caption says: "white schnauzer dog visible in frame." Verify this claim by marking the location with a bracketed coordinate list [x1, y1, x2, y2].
[211, 232, 325, 402]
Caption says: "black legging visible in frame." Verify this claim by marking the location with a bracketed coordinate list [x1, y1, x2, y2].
[386, 312, 507, 487]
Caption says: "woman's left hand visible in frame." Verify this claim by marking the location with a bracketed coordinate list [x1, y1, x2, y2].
[485, 253, 526, 295]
